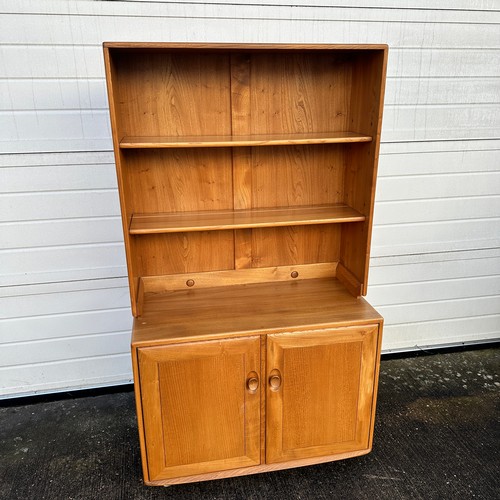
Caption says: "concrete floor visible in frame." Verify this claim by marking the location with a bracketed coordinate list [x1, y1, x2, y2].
[1, 345, 499, 500]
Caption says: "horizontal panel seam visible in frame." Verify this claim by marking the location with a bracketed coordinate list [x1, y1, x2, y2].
[0, 352, 131, 371]
[376, 293, 500, 307]
[369, 274, 500, 288]
[383, 313, 500, 327]
[374, 217, 500, 228]
[0, 330, 132, 348]
[0, 216, 121, 226]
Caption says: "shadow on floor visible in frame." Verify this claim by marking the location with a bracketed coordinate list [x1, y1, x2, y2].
[1, 345, 499, 500]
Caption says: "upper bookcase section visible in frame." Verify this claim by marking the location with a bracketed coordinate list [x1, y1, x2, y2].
[103, 43, 388, 144]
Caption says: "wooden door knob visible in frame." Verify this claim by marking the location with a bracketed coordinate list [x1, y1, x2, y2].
[269, 374, 281, 390]
[246, 377, 259, 392]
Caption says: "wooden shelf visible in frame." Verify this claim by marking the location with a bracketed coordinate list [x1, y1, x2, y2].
[129, 204, 365, 235]
[120, 131, 372, 149]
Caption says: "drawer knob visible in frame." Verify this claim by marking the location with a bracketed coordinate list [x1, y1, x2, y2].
[269, 374, 281, 390]
[246, 376, 259, 392]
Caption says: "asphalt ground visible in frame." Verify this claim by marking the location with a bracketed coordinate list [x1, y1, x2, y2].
[1, 345, 498, 500]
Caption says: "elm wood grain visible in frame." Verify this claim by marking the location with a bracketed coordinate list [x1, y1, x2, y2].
[131, 338, 149, 482]
[120, 132, 372, 148]
[250, 225, 341, 268]
[366, 316, 383, 452]
[230, 54, 253, 269]
[336, 262, 363, 297]
[234, 228, 253, 269]
[341, 48, 388, 294]
[232, 233, 252, 273]
[259, 335, 267, 464]
[137, 336, 261, 481]
[122, 148, 233, 289]
[121, 148, 233, 215]
[348, 49, 387, 143]
[136, 276, 145, 317]
[140, 262, 338, 294]
[250, 145, 346, 209]
[232, 147, 252, 211]
[230, 54, 251, 144]
[132, 278, 382, 348]
[266, 325, 379, 463]
[247, 53, 352, 136]
[244, 53, 349, 271]
[103, 47, 140, 315]
[247, 143, 347, 269]
[114, 52, 231, 138]
[113, 49, 234, 291]
[132, 231, 234, 278]
[129, 205, 365, 234]
[229, 52, 354, 274]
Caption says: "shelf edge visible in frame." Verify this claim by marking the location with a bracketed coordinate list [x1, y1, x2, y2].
[120, 132, 373, 149]
[129, 205, 366, 235]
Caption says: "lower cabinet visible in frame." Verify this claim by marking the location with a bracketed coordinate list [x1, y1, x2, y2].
[135, 324, 381, 484]
[137, 336, 261, 480]
[266, 325, 379, 463]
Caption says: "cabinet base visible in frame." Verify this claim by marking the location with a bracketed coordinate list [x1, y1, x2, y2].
[145, 448, 372, 486]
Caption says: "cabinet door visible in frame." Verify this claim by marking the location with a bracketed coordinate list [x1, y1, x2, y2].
[138, 336, 261, 481]
[266, 325, 379, 463]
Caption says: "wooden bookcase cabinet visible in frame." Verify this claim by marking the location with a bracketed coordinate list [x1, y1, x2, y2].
[104, 43, 387, 486]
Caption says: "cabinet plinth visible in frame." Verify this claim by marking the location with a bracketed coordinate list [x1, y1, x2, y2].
[104, 42, 387, 486]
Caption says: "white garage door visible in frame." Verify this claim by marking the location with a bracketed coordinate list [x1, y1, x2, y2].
[1, 0, 499, 398]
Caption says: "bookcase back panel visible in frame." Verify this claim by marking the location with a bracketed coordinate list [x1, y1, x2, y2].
[249, 145, 345, 209]
[122, 149, 233, 214]
[115, 52, 232, 137]
[246, 53, 352, 135]
[250, 225, 341, 268]
[133, 231, 235, 277]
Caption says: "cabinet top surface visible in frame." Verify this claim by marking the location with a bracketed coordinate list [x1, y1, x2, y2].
[132, 278, 382, 347]
[103, 42, 388, 51]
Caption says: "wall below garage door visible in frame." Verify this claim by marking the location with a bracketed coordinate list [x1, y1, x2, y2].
[1, 0, 499, 398]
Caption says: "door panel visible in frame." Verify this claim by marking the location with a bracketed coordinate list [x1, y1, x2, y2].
[138, 336, 261, 480]
[266, 325, 379, 463]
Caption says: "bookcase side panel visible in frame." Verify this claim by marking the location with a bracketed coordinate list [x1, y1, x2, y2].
[104, 48, 140, 313]
[341, 50, 388, 294]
